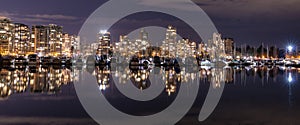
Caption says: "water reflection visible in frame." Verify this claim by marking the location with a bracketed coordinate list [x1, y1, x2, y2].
[93, 65, 299, 96]
[0, 65, 299, 99]
[0, 66, 75, 99]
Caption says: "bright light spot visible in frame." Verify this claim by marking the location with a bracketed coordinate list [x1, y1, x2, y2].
[100, 30, 107, 34]
[287, 46, 293, 52]
[288, 73, 293, 83]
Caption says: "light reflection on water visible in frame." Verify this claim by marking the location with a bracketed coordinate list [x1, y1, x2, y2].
[0, 65, 299, 124]
[0, 66, 74, 99]
[0, 65, 298, 99]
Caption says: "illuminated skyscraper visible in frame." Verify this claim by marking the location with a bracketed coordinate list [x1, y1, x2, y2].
[0, 18, 13, 55]
[62, 34, 80, 56]
[31, 24, 63, 56]
[138, 28, 150, 51]
[224, 38, 234, 58]
[208, 33, 226, 62]
[139, 28, 148, 41]
[117, 35, 131, 56]
[31, 25, 49, 55]
[116, 29, 150, 58]
[162, 25, 177, 57]
[62, 33, 71, 56]
[48, 24, 63, 56]
[98, 31, 111, 55]
[12, 23, 31, 55]
[135, 29, 150, 57]
[71, 35, 80, 55]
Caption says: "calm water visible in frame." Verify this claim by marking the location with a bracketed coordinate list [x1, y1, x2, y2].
[0, 65, 299, 125]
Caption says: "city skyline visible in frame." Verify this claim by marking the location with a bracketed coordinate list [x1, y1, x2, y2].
[0, 0, 300, 47]
[1, 1, 300, 125]
[1, 16, 299, 61]
[0, 18, 80, 56]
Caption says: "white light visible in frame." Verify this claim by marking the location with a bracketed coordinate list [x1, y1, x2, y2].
[288, 73, 293, 83]
[100, 30, 107, 34]
[287, 46, 293, 52]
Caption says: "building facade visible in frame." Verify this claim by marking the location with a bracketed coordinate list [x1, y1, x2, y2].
[31, 24, 63, 56]
[162, 25, 177, 58]
[31, 25, 49, 55]
[12, 23, 31, 55]
[98, 31, 111, 56]
[208, 33, 226, 61]
[48, 24, 63, 56]
[0, 18, 13, 55]
[224, 38, 234, 58]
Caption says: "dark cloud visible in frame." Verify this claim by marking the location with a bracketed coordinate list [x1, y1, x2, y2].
[27, 14, 78, 20]
[0, 11, 79, 23]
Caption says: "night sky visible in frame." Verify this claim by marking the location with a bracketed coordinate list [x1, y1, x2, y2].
[1, 0, 300, 47]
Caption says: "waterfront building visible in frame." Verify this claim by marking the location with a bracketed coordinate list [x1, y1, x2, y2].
[116, 35, 130, 56]
[135, 39, 150, 57]
[0, 18, 13, 55]
[115, 29, 150, 58]
[62, 33, 71, 56]
[97, 31, 111, 56]
[31, 24, 63, 56]
[176, 39, 187, 58]
[139, 28, 148, 41]
[269, 46, 278, 59]
[208, 33, 226, 62]
[31, 25, 49, 55]
[198, 42, 209, 59]
[137, 28, 150, 57]
[48, 24, 63, 56]
[12, 23, 30, 55]
[224, 38, 234, 59]
[162, 25, 177, 58]
[176, 39, 196, 59]
[71, 35, 80, 55]
[82, 42, 98, 56]
[62, 33, 80, 57]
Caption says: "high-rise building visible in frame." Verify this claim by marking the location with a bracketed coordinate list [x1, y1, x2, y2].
[139, 28, 148, 41]
[117, 35, 130, 56]
[12, 23, 31, 55]
[116, 29, 150, 58]
[198, 42, 209, 58]
[224, 38, 234, 58]
[162, 25, 177, 57]
[0, 18, 13, 55]
[98, 31, 111, 55]
[62, 33, 80, 57]
[208, 33, 226, 61]
[138, 28, 150, 51]
[62, 33, 71, 56]
[48, 24, 63, 56]
[176, 39, 196, 58]
[71, 35, 80, 55]
[31, 24, 63, 56]
[31, 25, 49, 55]
[176, 39, 186, 58]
